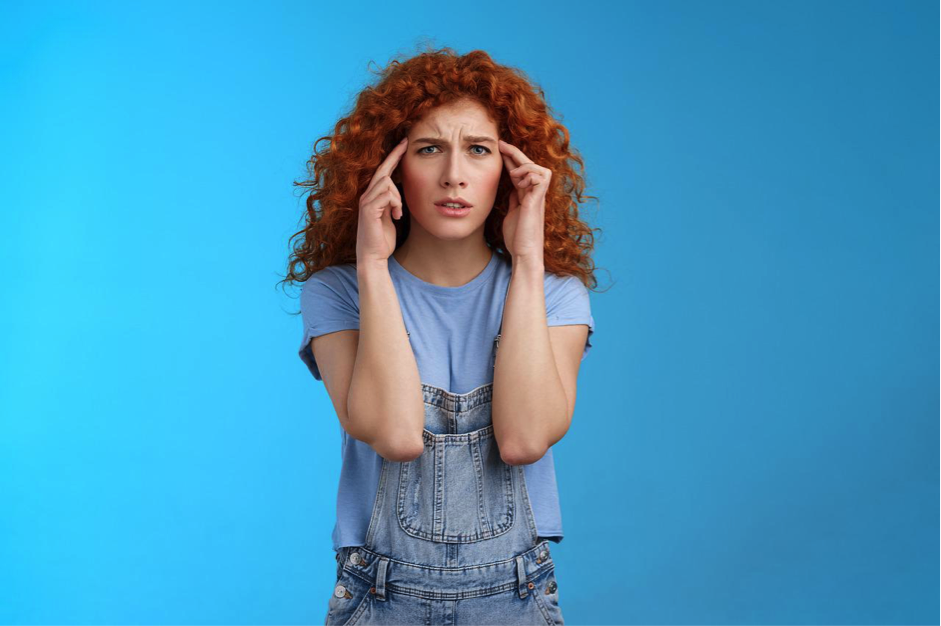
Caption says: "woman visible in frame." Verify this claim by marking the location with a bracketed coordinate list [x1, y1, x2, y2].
[284, 46, 599, 625]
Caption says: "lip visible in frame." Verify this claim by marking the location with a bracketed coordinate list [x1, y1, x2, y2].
[434, 197, 473, 208]
[435, 203, 472, 217]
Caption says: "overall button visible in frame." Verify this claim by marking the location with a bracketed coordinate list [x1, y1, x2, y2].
[349, 552, 362, 565]
[547, 580, 558, 593]
[334, 584, 347, 598]
[539, 550, 549, 560]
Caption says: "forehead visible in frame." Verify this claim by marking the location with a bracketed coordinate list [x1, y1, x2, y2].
[413, 99, 497, 133]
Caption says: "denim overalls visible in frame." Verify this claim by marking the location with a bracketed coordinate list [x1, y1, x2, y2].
[324, 283, 565, 625]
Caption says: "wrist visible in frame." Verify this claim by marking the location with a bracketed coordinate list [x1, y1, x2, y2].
[356, 257, 389, 277]
[511, 254, 545, 277]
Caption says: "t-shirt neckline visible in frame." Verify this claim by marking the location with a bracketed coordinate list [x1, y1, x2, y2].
[388, 249, 499, 297]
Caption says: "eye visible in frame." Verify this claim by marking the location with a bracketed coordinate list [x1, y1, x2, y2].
[416, 145, 492, 155]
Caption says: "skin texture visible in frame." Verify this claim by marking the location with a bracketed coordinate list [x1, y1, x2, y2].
[319, 97, 589, 464]
[392, 98, 503, 286]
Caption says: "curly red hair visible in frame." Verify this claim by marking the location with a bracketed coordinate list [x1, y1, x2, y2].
[280, 46, 601, 292]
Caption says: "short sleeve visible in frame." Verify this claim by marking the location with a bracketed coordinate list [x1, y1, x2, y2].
[545, 274, 595, 361]
[297, 266, 360, 381]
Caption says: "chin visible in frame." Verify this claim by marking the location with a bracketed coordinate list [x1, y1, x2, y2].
[411, 212, 480, 236]
[427, 225, 480, 241]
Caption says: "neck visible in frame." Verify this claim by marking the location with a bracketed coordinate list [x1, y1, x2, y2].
[392, 234, 493, 288]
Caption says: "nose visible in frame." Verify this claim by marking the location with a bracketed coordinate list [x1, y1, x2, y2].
[440, 153, 467, 188]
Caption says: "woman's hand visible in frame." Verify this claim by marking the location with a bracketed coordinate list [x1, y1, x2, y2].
[498, 139, 551, 265]
[356, 137, 408, 265]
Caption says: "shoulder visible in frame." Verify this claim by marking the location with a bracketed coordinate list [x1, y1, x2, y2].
[301, 264, 359, 303]
[543, 271, 594, 333]
[302, 263, 358, 289]
[543, 271, 588, 292]
[297, 264, 361, 381]
[299, 263, 361, 327]
[543, 272, 590, 312]
[543, 271, 595, 360]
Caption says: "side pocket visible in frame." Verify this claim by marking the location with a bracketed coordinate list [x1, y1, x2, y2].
[324, 568, 373, 626]
[532, 568, 564, 626]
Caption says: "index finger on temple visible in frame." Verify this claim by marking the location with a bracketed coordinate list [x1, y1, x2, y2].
[372, 137, 409, 183]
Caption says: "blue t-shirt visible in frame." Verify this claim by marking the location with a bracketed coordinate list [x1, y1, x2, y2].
[298, 250, 595, 551]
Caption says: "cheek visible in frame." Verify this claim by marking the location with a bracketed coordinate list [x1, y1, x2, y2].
[481, 161, 503, 191]
[487, 163, 503, 185]
[401, 164, 435, 200]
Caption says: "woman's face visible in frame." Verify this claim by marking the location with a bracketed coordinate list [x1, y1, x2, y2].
[399, 99, 503, 241]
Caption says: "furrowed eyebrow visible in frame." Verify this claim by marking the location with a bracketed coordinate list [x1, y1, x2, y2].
[412, 136, 496, 146]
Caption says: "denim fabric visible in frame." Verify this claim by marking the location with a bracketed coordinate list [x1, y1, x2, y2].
[324, 313, 566, 625]
[299, 252, 594, 551]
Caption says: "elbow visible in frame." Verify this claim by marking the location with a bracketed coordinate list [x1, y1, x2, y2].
[348, 410, 424, 463]
[378, 438, 426, 463]
[346, 394, 425, 463]
[499, 440, 548, 467]
[351, 424, 424, 462]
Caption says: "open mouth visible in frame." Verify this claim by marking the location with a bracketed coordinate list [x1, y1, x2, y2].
[435, 202, 472, 217]
[434, 196, 473, 209]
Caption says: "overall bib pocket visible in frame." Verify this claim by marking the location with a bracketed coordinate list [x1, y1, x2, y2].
[396, 423, 516, 543]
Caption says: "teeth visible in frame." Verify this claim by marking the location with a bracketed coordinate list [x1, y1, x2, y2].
[441, 203, 466, 208]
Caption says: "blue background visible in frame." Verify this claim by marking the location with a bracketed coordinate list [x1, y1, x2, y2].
[1, 1, 936, 624]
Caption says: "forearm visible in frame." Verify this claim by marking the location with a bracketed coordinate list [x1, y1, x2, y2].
[492, 257, 569, 466]
[347, 260, 425, 462]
